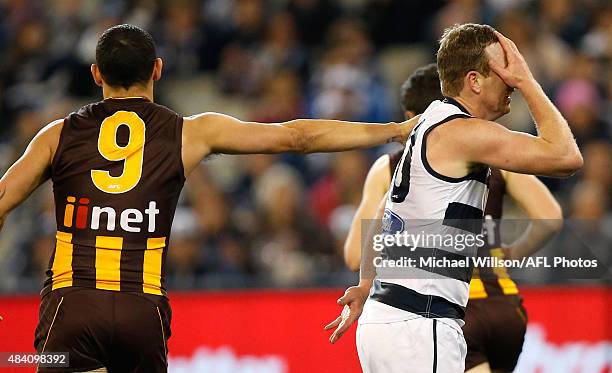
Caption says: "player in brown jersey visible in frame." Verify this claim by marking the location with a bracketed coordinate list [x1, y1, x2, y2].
[340, 64, 562, 372]
[0, 24, 419, 373]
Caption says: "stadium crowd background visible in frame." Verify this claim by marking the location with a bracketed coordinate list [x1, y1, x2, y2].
[0, 0, 609, 293]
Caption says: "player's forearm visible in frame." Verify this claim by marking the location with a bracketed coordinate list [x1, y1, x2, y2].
[505, 219, 562, 260]
[359, 197, 386, 284]
[520, 80, 583, 173]
[0, 181, 26, 225]
[0, 184, 14, 231]
[284, 120, 402, 153]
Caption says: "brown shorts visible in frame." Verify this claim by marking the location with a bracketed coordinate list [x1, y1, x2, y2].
[463, 296, 527, 372]
[34, 287, 171, 373]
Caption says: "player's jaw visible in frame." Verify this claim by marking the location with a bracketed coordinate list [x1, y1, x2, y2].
[481, 76, 513, 121]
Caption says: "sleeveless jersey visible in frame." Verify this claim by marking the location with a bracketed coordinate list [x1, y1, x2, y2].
[362, 98, 490, 324]
[43, 97, 185, 297]
[388, 153, 519, 299]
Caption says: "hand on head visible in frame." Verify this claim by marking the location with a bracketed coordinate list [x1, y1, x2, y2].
[487, 31, 535, 90]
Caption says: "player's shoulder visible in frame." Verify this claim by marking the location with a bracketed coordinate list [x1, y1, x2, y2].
[36, 119, 64, 141]
[435, 116, 505, 141]
[365, 152, 394, 189]
[371, 152, 391, 173]
[26, 119, 65, 162]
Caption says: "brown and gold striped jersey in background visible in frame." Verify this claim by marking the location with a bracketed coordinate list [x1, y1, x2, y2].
[388, 149, 519, 299]
[43, 97, 185, 297]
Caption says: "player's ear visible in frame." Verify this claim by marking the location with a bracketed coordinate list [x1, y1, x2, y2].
[466, 71, 481, 94]
[152, 58, 163, 81]
[91, 64, 104, 87]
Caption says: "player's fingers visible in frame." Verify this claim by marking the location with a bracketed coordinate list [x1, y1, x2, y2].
[324, 316, 342, 330]
[337, 294, 351, 306]
[493, 31, 516, 59]
[498, 31, 522, 60]
[329, 319, 348, 344]
[330, 312, 359, 344]
[488, 59, 508, 78]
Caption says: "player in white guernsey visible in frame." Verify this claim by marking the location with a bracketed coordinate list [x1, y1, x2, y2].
[325, 24, 582, 373]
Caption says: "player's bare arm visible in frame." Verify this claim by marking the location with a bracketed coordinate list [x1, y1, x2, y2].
[501, 170, 563, 260]
[0, 120, 62, 230]
[181, 113, 419, 174]
[432, 32, 582, 177]
[343, 154, 392, 272]
[325, 193, 386, 344]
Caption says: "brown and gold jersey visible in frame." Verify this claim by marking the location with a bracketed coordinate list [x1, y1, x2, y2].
[43, 97, 185, 297]
[387, 149, 519, 299]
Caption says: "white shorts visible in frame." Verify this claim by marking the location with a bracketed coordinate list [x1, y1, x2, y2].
[356, 318, 467, 373]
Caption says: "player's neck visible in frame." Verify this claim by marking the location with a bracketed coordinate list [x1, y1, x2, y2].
[102, 84, 154, 102]
[451, 96, 489, 120]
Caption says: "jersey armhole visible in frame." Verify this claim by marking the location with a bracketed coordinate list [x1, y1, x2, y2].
[421, 114, 484, 183]
[50, 118, 69, 177]
[176, 116, 186, 183]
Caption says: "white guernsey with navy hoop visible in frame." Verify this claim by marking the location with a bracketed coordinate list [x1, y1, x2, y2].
[356, 98, 490, 373]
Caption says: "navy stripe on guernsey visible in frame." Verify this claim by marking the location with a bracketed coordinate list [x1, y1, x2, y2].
[370, 281, 466, 319]
[443, 202, 485, 234]
[382, 246, 472, 283]
[433, 320, 438, 373]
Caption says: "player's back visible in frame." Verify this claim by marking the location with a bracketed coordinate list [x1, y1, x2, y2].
[44, 97, 185, 297]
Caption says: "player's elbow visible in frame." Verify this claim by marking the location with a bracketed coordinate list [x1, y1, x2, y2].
[344, 256, 361, 272]
[343, 241, 361, 272]
[537, 149, 583, 177]
[565, 150, 584, 174]
[344, 253, 361, 273]
[538, 203, 563, 234]
[281, 123, 308, 154]
[554, 151, 583, 177]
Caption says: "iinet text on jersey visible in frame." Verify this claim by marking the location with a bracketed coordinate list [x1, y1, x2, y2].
[62, 196, 160, 233]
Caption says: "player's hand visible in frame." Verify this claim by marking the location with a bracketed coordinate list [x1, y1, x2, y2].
[392, 115, 420, 145]
[488, 31, 534, 90]
[324, 285, 369, 344]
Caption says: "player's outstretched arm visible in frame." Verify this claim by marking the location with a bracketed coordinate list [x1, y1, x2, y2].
[343, 155, 392, 271]
[501, 171, 563, 260]
[181, 113, 419, 174]
[0, 120, 61, 230]
[461, 31, 582, 176]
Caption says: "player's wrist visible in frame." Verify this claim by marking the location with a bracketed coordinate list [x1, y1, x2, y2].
[357, 278, 373, 291]
[516, 76, 539, 93]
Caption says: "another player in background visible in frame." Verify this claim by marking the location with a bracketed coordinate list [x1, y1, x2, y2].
[0, 24, 418, 373]
[325, 24, 581, 373]
[341, 63, 562, 372]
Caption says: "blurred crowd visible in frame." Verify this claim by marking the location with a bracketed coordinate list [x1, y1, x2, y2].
[0, 0, 610, 292]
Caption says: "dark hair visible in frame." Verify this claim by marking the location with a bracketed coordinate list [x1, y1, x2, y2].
[400, 63, 444, 114]
[437, 23, 498, 96]
[95, 24, 157, 89]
